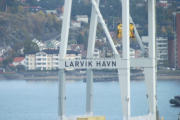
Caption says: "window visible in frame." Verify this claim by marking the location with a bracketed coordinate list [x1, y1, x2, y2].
[37, 58, 41, 61]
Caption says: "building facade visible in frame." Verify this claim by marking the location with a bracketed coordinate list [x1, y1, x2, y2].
[25, 49, 81, 70]
[76, 15, 88, 23]
[176, 12, 180, 68]
[156, 37, 168, 66]
[25, 54, 36, 70]
[169, 11, 180, 69]
[168, 39, 175, 68]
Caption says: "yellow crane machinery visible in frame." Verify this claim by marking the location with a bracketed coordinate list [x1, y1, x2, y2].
[117, 23, 135, 38]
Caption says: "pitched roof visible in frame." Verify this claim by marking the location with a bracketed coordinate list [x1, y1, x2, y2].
[13, 57, 25, 63]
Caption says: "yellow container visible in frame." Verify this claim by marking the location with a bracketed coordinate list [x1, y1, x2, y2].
[77, 116, 105, 120]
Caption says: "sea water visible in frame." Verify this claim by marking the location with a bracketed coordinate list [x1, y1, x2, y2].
[0, 80, 179, 120]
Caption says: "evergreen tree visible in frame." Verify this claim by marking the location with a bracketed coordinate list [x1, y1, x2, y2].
[23, 40, 39, 54]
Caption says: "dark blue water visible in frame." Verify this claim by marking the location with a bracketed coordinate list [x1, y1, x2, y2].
[0, 80, 179, 120]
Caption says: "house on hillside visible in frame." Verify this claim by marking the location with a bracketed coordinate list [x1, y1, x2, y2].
[12, 57, 25, 66]
[70, 44, 86, 58]
[76, 15, 89, 24]
[158, 0, 169, 8]
[45, 10, 57, 15]
[93, 49, 100, 58]
[71, 21, 81, 29]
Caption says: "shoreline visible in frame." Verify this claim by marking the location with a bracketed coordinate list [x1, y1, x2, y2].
[0, 70, 180, 81]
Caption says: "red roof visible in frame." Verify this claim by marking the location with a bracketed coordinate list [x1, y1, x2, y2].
[13, 57, 24, 63]
[9, 64, 14, 67]
[0, 57, 3, 62]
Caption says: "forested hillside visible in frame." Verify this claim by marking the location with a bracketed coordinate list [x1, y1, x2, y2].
[0, 11, 61, 46]
[0, 0, 178, 47]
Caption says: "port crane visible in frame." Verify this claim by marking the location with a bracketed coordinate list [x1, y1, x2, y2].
[58, 0, 156, 120]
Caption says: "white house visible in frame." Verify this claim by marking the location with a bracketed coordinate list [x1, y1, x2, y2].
[45, 10, 57, 14]
[12, 57, 25, 66]
[93, 49, 100, 58]
[76, 15, 88, 24]
[71, 21, 81, 29]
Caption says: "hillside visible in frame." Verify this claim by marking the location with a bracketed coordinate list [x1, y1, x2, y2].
[0, 0, 178, 47]
[0, 0, 178, 55]
[0, 11, 61, 47]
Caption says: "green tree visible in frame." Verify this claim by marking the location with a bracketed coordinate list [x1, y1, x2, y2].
[26, 0, 38, 6]
[2, 55, 13, 69]
[23, 40, 39, 54]
[38, 0, 63, 9]
[0, 0, 19, 12]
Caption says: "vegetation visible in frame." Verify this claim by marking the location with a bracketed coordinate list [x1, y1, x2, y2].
[23, 40, 39, 54]
[0, 0, 177, 47]
[70, 0, 176, 42]
[0, 11, 61, 46]
[0, 0, 178, 69]
[0, 0, 62, 69]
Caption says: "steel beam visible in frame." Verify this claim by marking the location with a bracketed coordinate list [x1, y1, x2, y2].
[86, 0, 100, 115]
[145, 0, 157, 119]
[91, 0, 119, 55]
[58, 69, 66, 120]
[119, 0, 146, 55]
[118, 0, 130, 119]
[129, 17, 145, 54]
[58, 0, 72, 120]
[58, 1, 157, 120]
